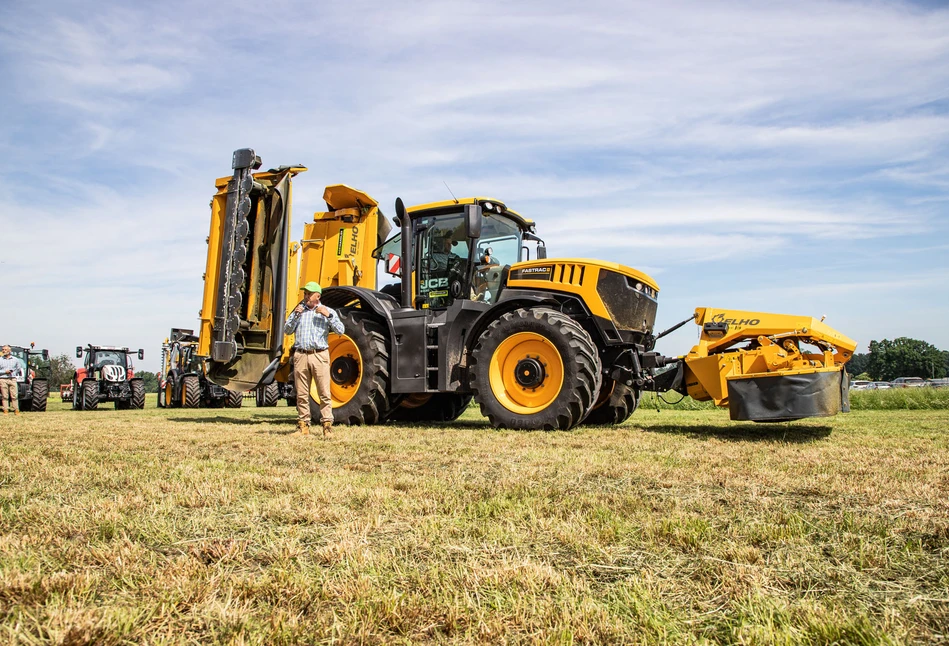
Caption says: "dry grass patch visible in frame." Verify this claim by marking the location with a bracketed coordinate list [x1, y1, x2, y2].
[0, 401, 947, 644]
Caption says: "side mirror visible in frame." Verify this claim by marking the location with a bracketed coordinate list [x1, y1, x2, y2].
[138, 349, 145, 360]
[76, 346, 83, 358]
[464, 204, 483, 239]
[537, 244, 547, 260]
[42, 350, 49, 361]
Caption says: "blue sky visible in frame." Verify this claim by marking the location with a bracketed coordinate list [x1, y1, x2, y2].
[1, 0, 947, 371]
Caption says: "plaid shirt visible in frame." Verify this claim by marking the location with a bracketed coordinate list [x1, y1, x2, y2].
[0, 356, 23, 380]
[284, 305, 345, 351]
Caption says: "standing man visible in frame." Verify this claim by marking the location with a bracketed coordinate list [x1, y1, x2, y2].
[284, 282, 344, 437]
[0, 345, 23, 416]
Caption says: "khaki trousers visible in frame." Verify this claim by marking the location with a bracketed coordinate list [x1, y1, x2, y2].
[0, 379, 18, 412]
[293, 350, 332, 424]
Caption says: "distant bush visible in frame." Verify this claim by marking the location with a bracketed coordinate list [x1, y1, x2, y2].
[849, 387, 949, 410]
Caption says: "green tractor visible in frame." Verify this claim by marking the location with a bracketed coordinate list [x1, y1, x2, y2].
[5, 343, 49, 412]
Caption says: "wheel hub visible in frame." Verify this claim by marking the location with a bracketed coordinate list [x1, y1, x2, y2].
[331, 356, 359, 385]
[514, 356, 546, 389]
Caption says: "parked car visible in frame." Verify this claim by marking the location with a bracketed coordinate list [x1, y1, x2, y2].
[891, 377, 926, 388]
[850, 380, 872, 390]
[867, 382, 891, 390]
[927, 378, 949, 389]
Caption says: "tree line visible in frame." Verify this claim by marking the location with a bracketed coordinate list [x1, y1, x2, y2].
[845, 337, 948, 382]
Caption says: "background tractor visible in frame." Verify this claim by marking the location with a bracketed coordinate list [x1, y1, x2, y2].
[158, 328, 242, 408]
[197, 149, 855, 430]
[5, 343, 49, 412]
[72, 345, 146, 411]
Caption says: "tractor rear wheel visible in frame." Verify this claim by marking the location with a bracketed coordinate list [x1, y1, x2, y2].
[470, 308, 601, 431]
[30, 380, 48, 412]
[256, 383, 279, 407]
[387, 393, 472, 423]
[584, 380, 640, 425]
[225, 389, 243, 408]
[130, 379, 145, 409]
[310, 309, 392, 425]
[182, 376, 201, 408]
[80, 380, 98, 411]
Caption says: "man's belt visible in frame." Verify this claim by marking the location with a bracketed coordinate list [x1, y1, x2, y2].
[294, 348, 328, 354]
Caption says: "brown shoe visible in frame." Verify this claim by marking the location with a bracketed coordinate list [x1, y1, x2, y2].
[13, 411, 19, 416]
[322, 421, 334, 439]
[291, 420, 311, 436]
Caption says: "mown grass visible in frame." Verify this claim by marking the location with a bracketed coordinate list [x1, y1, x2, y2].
[1, 400, 947, 644]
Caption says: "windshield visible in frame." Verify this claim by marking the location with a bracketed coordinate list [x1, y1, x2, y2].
[473, 214, 522, 304]
[91, 350, 127, 369]
[373, 211, 524, 307]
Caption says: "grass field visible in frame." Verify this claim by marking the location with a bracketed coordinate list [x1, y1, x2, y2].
[1, 398, 947, 645]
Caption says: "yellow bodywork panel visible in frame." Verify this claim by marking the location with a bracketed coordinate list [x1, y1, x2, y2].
[505, 258, 659, 325]
[298, 185, 386, 294]
[681, 307, 857, 407]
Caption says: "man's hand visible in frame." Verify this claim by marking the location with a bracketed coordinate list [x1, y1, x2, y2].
[317, 305, 330, 317]
[293, 304, 305, 315]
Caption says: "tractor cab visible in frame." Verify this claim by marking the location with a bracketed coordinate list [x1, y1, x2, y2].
[372, 198, 545, 309]
[79, 346, 143, 375]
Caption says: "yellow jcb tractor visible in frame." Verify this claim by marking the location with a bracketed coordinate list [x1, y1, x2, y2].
[197, 149, 856, 430]
[158, 328, 243, 409]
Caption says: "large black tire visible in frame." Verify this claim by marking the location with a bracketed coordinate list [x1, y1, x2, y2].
[130, 379, 145, 410]
[225, 388, 243, 408]
[309, 309, 392, 425]
[256, 383, 279, 407]
[29, 379, 48, 412]
[80, 379, 98, 411]
[387, 393, 472, 423]
[469, 308, 602, 431]
[71, 378, 80, 410]
[182, 375, 201, 408]
[583, 380, 640, 425]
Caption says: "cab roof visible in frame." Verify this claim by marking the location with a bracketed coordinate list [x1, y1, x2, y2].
[407, 197, 535, 232]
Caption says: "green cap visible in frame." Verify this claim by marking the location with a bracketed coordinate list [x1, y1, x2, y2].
[302, 281, 322, 294]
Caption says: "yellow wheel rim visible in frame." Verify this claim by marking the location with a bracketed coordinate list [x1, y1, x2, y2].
[489, 332, 564, 415]
[165, 382, 173, 407]
[318, 335, 362, 407]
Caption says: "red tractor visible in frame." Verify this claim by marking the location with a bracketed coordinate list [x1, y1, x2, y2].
[72, 345, 146, 410]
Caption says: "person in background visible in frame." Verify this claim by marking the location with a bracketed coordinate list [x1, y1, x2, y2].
[0, 345, 23, 416]
[284, 282, 344, 437]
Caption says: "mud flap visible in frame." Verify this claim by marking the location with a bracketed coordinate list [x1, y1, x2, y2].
[726, 369, 849, 423]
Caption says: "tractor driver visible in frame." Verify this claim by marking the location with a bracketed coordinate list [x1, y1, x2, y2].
[431, 232, 463, 275]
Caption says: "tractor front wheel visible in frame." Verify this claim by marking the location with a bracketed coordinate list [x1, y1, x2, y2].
[256, 382, 279, 407]
[80, 380, 98, 411]
[130, 379, 145, 409]
[225, 389, 243, 408]
[584, 379, 640, 425]
[30, 380, 48, 412]
[182, 376, 201, 408]
[311, 309, 392, 425]
[470, 308, 601, 431]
